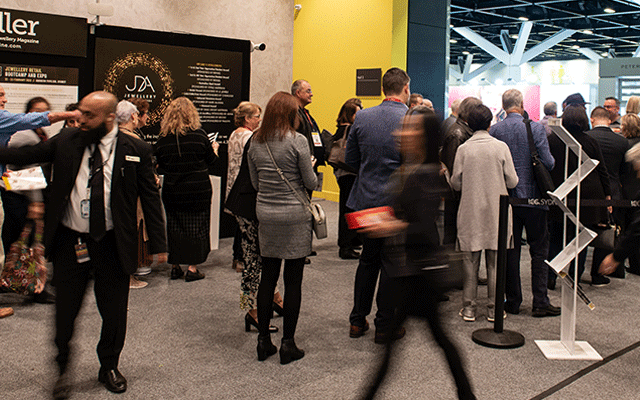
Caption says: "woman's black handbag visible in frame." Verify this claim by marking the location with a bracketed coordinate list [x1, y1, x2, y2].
[525, 119, 555, 198]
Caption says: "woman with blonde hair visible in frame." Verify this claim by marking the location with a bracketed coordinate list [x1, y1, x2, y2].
[154, 97, 219, 282]
[226, 101, 281, 333]
[626, 96, 640, 115]
[248, 91, 317, 363]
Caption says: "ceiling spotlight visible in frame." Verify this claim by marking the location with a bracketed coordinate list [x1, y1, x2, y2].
[511, 34, 519, 39]
[462, 51, 470, 55]
[450, 39, 458, 43]
[601, 52, 609, 57]
[583, 29, 593, 34]
[572, 45, 580, 49]
[604, 7, 615, 13]
[518, 16, 529, 21]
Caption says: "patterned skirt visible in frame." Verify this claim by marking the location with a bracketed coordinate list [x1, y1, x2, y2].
[165, 208, 211, 265]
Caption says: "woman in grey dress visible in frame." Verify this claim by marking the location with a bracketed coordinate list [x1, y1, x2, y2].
[247, 91, 317, 364]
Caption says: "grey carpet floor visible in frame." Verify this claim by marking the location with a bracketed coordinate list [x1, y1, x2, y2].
[1, 199, 639, 399]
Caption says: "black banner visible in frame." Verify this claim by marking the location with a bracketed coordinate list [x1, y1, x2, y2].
[94, 37, 243, 143]
[0, 8, 86, 57]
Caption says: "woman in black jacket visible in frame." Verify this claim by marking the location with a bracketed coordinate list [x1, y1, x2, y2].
[154, 97, 218, 282]
[359, 112, 476, 400]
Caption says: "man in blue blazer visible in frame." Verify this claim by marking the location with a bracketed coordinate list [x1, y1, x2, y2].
[345, 67, 408, 343]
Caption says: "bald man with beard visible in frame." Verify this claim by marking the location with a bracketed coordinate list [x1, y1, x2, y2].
[0, 91, 167, 399]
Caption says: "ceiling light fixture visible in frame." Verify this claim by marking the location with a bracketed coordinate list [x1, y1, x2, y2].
[583, 29, 593, 34]
[462, 51, 470, 55]
[450, 39, 458, 43]
[511, 34, 519, 39]
[518, 16, 529, 21]
[572, 45, 580, 49]
[604, 8, 615, 13]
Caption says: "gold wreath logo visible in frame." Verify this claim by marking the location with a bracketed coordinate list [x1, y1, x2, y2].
[103, 52, 174, 125]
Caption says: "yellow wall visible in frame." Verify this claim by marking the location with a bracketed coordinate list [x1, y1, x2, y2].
[293, 0, 407, 201]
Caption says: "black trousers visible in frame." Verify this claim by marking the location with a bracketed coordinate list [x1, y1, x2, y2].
[257, 257, 305, 339]
[337, 175, 359, 250]
[362, 275, 476, 400]
[52, 226, 130, 373]
[349, 236, 395, 332]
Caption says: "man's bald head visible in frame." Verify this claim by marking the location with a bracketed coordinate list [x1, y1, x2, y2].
[78, 91, 118, 132]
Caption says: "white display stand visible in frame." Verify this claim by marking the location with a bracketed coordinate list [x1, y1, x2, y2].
[158, 175, 220, 251]
[534, 120, 602, 361]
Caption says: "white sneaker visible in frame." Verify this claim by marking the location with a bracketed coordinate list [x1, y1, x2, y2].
[487, 309, 506, 322]
[134, 266, 152, 276]
[459, 308, 475, 322]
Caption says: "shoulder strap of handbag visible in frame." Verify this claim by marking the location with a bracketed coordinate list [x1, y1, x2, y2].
[524, 118, 540, 159]
[264, 141, 319, 219]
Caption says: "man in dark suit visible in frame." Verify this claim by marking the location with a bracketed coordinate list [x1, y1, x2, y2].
[587, 106, 630, 284]
[0, 91, 167, 399]
[292, 79, 324, 167]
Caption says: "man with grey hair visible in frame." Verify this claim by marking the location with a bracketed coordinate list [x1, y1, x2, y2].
[292, 79, 324, 168]
[441, 98, 461, 135]
[490, 88, 559, 318]
[540, 101, 557, 135]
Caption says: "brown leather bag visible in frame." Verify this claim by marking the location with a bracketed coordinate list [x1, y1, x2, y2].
[327, 125, 357, 173]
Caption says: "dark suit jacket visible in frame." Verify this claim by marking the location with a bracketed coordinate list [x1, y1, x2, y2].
[586, 126, 629, 199]
[297, 106, 325, 164]
[0, 127, 167, 275]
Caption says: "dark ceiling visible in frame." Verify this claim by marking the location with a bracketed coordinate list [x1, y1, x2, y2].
[450, 0, 640, 65]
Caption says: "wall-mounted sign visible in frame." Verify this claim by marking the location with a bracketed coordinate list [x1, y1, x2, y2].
[0, 8, 86, 57]
[356, 68, 382, 96]
[599, 58, 640, 78]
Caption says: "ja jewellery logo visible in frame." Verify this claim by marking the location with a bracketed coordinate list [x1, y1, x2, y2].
[125, 75, 155, 93]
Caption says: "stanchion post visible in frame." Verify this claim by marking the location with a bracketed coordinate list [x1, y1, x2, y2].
[472, 195, 525, 349]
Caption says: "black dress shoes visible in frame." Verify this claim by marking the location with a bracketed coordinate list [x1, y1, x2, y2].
[98, 367, 127, 394]
[532, 304, 561, 318]
[170, 266, 184, 280]
[53, 372, 71, 399]
[339, 248, 360, 260]
[185, 269, 205, 282]
[32, 288, 56, 304]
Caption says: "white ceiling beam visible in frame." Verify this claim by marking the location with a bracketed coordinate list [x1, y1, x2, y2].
[466, 59, 501, 81]
[578, 48, 602, 61]
[449, 67, 462, 80]
[520, 29, 576, 64]
[453, 27, 509, 65]
[634, 45, 640, 57]
[512, 22, 533, 65]
[462, 53, 473, 79]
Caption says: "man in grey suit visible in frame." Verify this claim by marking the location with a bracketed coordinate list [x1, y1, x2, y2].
[587, 106, 630, 284]
[345, 67, 409, 343]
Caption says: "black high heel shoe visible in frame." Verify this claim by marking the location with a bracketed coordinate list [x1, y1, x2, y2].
[257, 335, 277, 361]
[279, 338, 305, 365]
[272, 301, 285, 317]
[245, 313, 278, 333]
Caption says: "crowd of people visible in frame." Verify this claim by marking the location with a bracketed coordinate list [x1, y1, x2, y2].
[1, 66, 640, 399]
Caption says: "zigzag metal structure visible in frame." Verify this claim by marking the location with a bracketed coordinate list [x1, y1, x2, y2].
[535, 119, 602, 361]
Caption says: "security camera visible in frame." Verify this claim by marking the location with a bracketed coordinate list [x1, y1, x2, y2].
[294, 4, 302, 11]
[251, 41, 266, 52]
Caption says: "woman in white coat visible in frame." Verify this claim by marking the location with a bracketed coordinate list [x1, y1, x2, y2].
[451, 104, 519, 322]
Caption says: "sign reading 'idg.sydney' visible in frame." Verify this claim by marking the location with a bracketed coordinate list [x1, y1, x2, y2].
[0, 8, 86, 57]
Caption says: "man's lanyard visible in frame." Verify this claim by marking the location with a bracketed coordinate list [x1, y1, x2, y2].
[383, 97, 404, 104]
